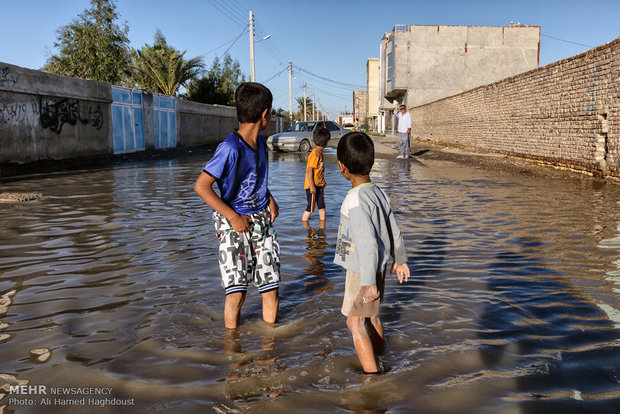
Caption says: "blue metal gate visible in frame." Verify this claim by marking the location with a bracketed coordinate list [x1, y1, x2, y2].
[112, 87, 145, 154]
[153, 94, 176, 149]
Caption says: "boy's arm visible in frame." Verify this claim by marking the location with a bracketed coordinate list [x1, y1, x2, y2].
[266, 189, 279, 223]
[349, 205, 380, 285]
[349, 205, 381, 303]
[306, 166, 316, 193]
[194, 172, 250, 232]
[388, 210, 409, 283]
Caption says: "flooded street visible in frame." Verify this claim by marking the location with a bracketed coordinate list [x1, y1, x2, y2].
[1, 147, 619, 413]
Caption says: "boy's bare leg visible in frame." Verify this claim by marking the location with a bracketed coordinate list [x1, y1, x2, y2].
[261, 289, 279, 324]
[347, 316, 378, 373]
[301, 211, 311, 221]
[318, 208, 326, 221]
[367, 316, 385, 354]
[224, 291, 246, 329]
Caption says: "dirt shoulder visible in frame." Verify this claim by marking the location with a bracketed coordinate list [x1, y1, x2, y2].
[371, 134, 619, 186]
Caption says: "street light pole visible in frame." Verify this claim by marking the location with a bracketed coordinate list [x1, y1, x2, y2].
[303, 82, 307, 121]
[249, 11, 255, 82]
[288, 61, 292, 123]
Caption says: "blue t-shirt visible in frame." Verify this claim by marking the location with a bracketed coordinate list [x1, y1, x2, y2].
[203, 131, 270, 215]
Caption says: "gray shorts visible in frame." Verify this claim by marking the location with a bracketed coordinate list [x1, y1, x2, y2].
[213, 206, 280, 295]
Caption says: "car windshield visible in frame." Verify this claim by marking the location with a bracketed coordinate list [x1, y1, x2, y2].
[288, 122, 317, 132]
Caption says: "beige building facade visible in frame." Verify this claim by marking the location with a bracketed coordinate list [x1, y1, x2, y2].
[353, 90, 368, 127]
[366, 58, 380, 129]
[377, 24, 540, 133]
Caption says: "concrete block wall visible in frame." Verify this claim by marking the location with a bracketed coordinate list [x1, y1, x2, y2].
[177, 99, 287, 147]
[0, 63, 113, 164]
[411, 37, 619, 179]
[1, 62, 289, 177]
[177, 99, 239, 147]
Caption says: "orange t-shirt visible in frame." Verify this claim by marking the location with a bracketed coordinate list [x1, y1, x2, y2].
[304, 148, 325, 189]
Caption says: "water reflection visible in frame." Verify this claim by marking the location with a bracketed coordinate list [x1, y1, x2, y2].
[300, 220, 330, 298]
[0, 149, 619, 413]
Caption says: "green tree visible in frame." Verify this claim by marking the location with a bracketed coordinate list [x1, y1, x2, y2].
[296, 96, 314, 120]
[184, 54, 245, 105]
[43, 0, 130, 84]
[130, 30, 203, 95]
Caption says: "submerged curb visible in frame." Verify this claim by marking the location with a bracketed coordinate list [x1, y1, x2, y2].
[0, 193, 43, 203]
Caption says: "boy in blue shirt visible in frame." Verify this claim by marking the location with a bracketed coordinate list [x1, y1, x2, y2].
[335, 132, 410, 374]
[194, 82, 280, 329]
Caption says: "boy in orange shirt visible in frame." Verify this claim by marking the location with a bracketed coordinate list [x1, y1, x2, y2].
[302, 127, 330, 222]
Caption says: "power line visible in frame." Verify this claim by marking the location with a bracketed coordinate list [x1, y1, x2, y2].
[206, 0, 245, 27]
[295, 72, 358, 92]
[199, 26, 248, 57]
[261, 67, 287, 84]
[221, 26, 249, 56]
[220, 0, 248, 21]
[542, 33, 593, 48]
[294, 65, 365, 89]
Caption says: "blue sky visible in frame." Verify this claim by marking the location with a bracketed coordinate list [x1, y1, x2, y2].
[1, 0, 618, 118]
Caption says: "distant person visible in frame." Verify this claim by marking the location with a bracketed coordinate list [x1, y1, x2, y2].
[394, 104, 412, 159]
[335, 132, 410, 374]
[194, 82, 280, 329]
[302, 127, 330, 222]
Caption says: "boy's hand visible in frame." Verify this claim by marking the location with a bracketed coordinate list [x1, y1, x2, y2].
[362, 285, 380, 303]
[268, 197, 279, 223]
[391, 262, 410, 283]
[310, 186, 316, 194]
[230, 214, 250, 233]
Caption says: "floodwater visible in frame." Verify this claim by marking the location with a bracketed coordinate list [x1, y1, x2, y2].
[1, 146, 619, 414]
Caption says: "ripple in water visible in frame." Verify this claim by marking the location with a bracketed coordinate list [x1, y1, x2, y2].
[0, 150, 619, 413]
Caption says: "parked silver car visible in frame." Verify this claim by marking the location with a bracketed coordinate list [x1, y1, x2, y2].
[267, 120, 349, 152]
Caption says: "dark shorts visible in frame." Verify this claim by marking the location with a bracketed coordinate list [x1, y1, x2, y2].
[305, 186, 326, 212]
[213, 206, 280, 295]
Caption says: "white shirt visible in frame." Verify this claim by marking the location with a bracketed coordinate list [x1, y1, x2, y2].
[394, 110, 412, 133]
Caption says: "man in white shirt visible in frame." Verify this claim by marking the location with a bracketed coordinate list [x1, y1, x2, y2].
[394, 104, 411, 159]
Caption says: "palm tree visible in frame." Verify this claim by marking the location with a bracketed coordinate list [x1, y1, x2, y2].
[131, 30, 203, 95]
[296, 96, 314, 120]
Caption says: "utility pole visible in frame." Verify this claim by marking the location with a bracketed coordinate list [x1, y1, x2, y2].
[303, 82, 307, 121]
[317, 97, 320, 120]
[312, 93, 316, 120]
[249, 11, 255, 82]
[288, 61, 292, 123]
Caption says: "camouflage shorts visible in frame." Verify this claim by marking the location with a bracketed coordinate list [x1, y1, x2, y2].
[213, 206, 280, 295]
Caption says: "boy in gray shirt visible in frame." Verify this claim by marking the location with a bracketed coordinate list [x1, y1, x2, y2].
[335, 132, 410, 374]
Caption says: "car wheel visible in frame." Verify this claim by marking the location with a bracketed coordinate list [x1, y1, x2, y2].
[299, 139, 311, 152]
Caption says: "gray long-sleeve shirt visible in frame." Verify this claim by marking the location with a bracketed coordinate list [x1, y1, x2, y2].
[334, 182, 407, 286]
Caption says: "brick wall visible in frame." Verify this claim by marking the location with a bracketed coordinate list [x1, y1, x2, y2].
[411, 37, 619, 179]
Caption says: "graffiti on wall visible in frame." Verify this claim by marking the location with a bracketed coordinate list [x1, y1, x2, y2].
[0, 102, 29, 124]
[0, 67, 18, 89]
[38, 97, 104, 134]
[0, 96, 104, 134]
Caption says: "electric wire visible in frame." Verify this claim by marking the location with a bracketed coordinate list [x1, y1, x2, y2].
[221, 26, 249, 56]
[199, 26, 248, 57]
[261, 67, 288, 84]
[541, 33, 594, 48]
[208, 0, 246, 27]
[294, 65, 365, 89]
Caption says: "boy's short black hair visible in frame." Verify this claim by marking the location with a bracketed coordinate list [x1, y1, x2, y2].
[313, 127, 330, 147]
[337, 132, 374, 175]
[235, 82, 273, 123]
